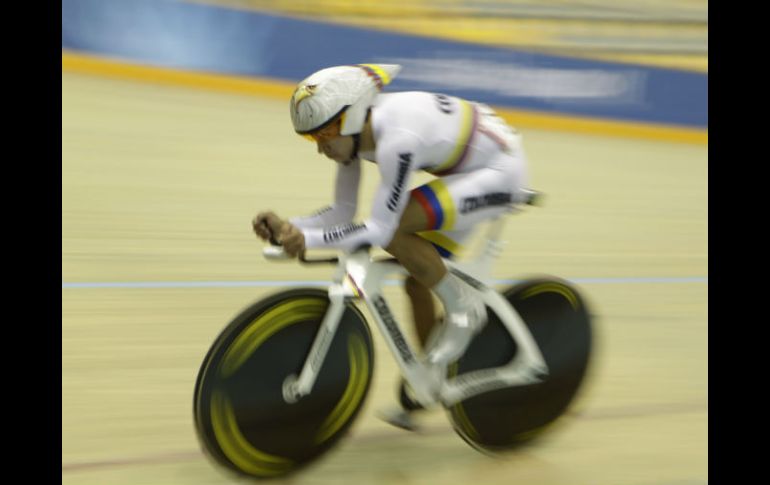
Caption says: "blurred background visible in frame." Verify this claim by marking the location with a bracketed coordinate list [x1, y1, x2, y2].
[62, 1, 707, 484]
[207, 0, 708, 71]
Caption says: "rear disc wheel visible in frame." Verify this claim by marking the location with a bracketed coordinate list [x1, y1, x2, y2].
[447, 277, 593, 452]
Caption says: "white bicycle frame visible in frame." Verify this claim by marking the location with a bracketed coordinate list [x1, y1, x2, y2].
[264, 206, 548, 409]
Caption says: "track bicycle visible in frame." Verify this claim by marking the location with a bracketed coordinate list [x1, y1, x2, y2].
[193, 190, 593, 479]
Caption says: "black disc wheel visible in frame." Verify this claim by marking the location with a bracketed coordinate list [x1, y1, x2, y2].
[447, 277, 593, 453]
[193, 288, 374, 479]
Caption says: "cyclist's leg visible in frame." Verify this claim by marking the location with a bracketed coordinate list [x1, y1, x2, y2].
[383, 203, 461, 359]
[387, 159, 522, 358]
[404, 275, 438, 348]
[380, 162, 522, 429]
[399, 225, 473, 351]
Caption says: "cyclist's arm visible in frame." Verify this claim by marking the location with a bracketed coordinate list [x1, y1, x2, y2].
[299, 133, 420, 251]
[289, 159, 360, 229]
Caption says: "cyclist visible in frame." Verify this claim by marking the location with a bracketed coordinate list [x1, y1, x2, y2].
[253, 63, 530, 430]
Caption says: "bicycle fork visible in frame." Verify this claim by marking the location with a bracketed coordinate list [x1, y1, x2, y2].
[281, 281, 350, 404]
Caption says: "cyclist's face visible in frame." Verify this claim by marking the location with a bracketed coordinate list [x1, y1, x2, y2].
[317, 136, 354, 164]
[308, 119, 354, 163]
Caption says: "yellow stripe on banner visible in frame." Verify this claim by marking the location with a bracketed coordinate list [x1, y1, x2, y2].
[417, 231, 463, 256]
[61, 50, 297, 99]
[427, 179, 457, 230]
[494, 106, 707, 145]
[358, 64, 392, 85]
[62, 50, 706, 145]
[211, 390, 294, 476]
[432, 100, 474, 173]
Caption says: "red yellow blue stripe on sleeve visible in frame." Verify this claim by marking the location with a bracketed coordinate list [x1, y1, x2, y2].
[411, 179, 457, 231]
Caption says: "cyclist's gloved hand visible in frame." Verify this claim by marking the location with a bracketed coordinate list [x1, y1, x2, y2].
[252, 211, 284, 244]
[280, 223, 306, 258]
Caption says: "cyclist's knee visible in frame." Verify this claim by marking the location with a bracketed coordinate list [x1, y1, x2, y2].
[384, 230, 407, 257]
[404, 275, 426, 297]
[397, 197, 431, 233]
[384, 239, 398, 258]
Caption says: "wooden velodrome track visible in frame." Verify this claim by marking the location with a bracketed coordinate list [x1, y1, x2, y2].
[62, 70, 707, 484]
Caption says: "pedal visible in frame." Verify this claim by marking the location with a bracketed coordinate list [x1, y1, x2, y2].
[399, 380, 425, 411]
[377, 406, 420, 432]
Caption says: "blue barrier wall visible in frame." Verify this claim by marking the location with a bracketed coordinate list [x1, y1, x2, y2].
[62, 0, 707, 130]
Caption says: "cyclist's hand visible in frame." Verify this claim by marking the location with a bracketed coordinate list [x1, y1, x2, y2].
[252, 211, 284, 242]
[280, 223, 306, 258]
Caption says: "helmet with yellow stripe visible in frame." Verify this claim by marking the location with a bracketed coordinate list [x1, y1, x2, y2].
[290, 64, 401, 138]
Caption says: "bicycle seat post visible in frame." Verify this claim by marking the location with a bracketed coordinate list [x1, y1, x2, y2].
[460, 191, 541, 284]
[458, 209, 511, 286]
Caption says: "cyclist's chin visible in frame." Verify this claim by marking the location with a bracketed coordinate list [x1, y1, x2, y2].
[326, 151, 351, 164]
